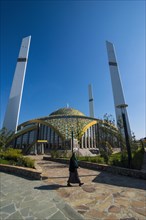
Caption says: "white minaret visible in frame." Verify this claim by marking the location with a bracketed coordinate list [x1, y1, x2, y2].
[106, 41, 131, 137]
[88, 84, 94, 118]
[3, 36, 31, 132]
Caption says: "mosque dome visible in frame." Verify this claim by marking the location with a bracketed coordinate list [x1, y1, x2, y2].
[49, 107, 85, 117]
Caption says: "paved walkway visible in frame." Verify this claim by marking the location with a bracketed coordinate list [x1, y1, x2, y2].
[0, 172, 83, 220]
[1, 155, 146, 220]
[36, 156, 146, 220]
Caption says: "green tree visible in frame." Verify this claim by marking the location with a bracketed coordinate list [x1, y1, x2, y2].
[0, 128, 14, 150]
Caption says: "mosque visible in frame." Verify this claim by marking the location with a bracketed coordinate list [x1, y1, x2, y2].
[8, 107, 119, 154]
[3, 37, 131, 154]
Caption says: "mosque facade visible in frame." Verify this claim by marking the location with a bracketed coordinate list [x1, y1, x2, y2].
[7, 107, 120, 154]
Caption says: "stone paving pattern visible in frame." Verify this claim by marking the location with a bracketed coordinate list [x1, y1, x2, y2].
[1, 155, 146, 220]
[0, 172, 84, 220]
[37, 156, 146, 220]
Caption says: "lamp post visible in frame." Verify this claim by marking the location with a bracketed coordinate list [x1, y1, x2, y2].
[71, 120, 74, 154]
[71, 130, 74, 154]
[116, 104, 132, 168]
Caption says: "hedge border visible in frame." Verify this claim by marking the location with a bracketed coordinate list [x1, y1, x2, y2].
[43, 157, 146, 180]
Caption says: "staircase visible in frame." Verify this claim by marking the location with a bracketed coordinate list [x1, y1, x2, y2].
[78, 148, 97, 157]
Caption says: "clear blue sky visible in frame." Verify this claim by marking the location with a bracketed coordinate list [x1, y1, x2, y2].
[0, 0, 145, 139]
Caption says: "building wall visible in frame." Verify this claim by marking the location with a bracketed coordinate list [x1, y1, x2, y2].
[12, 120, 120, 154]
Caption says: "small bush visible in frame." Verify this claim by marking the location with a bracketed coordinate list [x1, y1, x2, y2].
[78, 156, 105, 164]
[50, 150, 60, 158]
[0, 148, 22, 161]
[108, 152, 129, 168]
[108, 147, 144, 170]
[0, 158, 10, 165]
[0, 148, 35, 168]
[96, 156, 105, 164]
[131, 147, 144, 170]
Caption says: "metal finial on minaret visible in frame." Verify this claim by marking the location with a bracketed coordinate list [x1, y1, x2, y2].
[106, 41, 131, 137]
[88, 84, 94, 118]
[3, 36, 31, 132]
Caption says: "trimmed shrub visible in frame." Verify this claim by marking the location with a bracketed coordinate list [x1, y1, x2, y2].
[0, 148, 35, 168]
[0, 158, 10, 165]
[108, 147, 144, 170]
[0, 149, 22, 161]
[131, 147, 144, 170]
[78, 155, 105, 164]
[109, 152, 129, 167]
[50, 150, 60, 158]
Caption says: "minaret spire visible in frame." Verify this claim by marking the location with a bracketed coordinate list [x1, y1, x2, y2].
[88, 84, 94, 118]
[3, 36, 31, 132]
[106, 41, 131, 137]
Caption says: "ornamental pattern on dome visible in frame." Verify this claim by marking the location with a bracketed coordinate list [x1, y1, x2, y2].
[49, 107, 85, 117]
[45, 116, 95, 140]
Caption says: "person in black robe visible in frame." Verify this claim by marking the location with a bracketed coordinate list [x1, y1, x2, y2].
[67, 152, 84, 187]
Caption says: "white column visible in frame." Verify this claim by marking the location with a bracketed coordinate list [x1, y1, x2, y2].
[3, 36, 31, 132]
[87, 129, 90, 148]
[90, 126, 93, 148]
[34, 143, 37, 155]
[41, 143, 44, 154]
[81, 136, 84, 148]
[88, 84, 94, 118]
[106, 41, 131, 137]
[84, 131, 87, 148]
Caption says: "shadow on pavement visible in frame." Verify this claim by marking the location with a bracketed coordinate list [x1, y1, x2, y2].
[42, 176, 68, 180]
[92, 171, 146, 190]
[42, 174, 97, 180]
[34, 184, 69, 190]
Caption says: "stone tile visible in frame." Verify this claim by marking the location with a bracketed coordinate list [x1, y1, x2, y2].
[75, 204, 90, 211]
[23, 195, 35, 202]
[0, 213, 9, 220]
[25, 217, 35, 220]
[85, 199, 97, 207]
[20, 200, 39, 209]
[34, 206, 58, 219]
[104, 213, 119, 220]
[114, 198, 130, 207]
[94, 193, 111, 203]
[130, 200, 145, 208]
[120, 217, 136, 220]
[97, 195, 113, 211]
[58, 203, 84, 220]
[71, 198, 93, 206]
[78, 210, 87, 215]
[0, 204, 16, 214]
[0, 200, 13, 208]
[131, 206, 146, 217]
[47, 210, 67, 220]
[85, 209, 107, 219]
[5, 211, 23, 220]
[20, 207, 30, 217]
[82, 185, 96, 193]
[57, 189, 71, 198]
[108, 205, 121, 213]
[128, 209, 146, 220]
